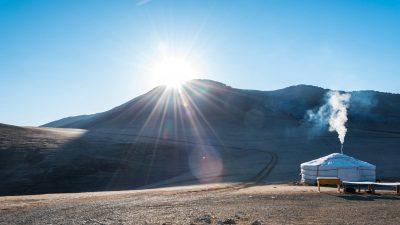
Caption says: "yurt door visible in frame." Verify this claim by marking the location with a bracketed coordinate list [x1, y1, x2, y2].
[338, 168, 360, 182]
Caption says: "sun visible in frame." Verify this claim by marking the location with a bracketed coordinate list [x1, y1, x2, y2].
[151, 56, 198, 88]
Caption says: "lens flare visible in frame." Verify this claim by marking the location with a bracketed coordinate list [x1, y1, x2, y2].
[188, 146, 224, 183]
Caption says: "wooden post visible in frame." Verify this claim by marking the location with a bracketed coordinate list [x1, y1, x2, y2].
[318, 181, 321, 192]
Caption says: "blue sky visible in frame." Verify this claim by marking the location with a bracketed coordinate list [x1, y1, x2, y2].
[1, 0, 400, 126]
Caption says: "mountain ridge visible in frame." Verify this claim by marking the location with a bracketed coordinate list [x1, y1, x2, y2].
[42, 79, 400, 130]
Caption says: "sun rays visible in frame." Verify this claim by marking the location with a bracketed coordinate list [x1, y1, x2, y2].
[128, 80, 230, 184]
[131, 43, 230, 183]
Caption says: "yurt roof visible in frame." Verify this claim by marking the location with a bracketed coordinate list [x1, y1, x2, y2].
[301, 153, 375, 168]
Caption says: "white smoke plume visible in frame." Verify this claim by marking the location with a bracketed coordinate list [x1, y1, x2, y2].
[328, 91, 351, 145]
[307, 91, 351, 153]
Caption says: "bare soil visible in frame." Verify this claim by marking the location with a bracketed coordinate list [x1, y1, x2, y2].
[1, 184, 399, 225]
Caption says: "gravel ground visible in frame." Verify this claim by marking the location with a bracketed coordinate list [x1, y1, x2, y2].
[1, 184, 400, 225]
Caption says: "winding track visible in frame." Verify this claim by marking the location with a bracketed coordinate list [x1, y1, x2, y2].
[249, 148, 279, 184]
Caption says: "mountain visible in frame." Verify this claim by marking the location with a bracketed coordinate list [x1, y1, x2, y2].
[42, 79, 400, 130]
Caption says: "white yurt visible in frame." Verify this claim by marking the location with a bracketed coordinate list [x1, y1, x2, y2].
[300, 153, 376, 184]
